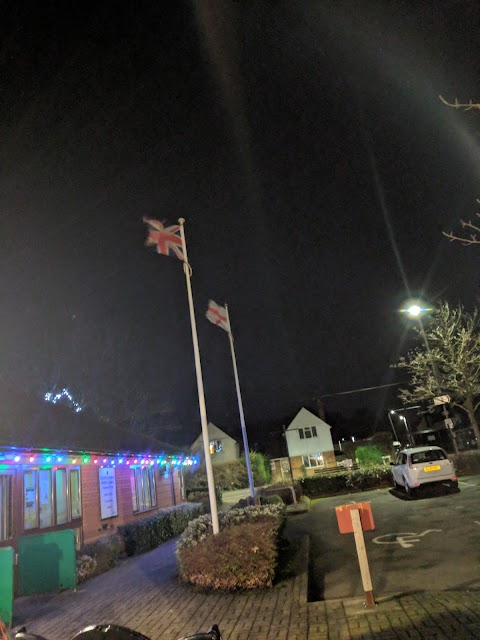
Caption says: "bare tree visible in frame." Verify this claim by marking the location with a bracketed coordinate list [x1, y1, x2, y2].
[439, 96, 480, 245]
[443, 199, 480, 245]
[395, 301, 480, 445]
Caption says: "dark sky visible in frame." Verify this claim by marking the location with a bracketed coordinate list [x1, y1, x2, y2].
[2, 1, 480, 446]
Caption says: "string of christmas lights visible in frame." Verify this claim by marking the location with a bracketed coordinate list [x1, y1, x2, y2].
[0, 447, 198, 468]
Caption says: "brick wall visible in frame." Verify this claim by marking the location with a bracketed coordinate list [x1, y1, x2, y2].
[81, 465, 182, 545]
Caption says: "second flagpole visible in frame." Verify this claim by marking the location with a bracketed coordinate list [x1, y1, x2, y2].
[178, 218, 219, 534]
[225, 304, 255, 500]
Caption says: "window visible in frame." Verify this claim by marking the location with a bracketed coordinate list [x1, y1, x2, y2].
[209, 440, 222, 454]
[23, 467, 81, 530]
[55, 469, 68, 524]
[131, 467, 157, 512]
[302, 453, 325, 468]
[0, 474, 13, 541]
[298, 426, 317, 439]
[411, 449, 447, 464]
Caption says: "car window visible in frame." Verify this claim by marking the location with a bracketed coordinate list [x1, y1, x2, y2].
[401, 453, 407, 464]
[395, 452, 403, 465]
[410, 449, 447, 464]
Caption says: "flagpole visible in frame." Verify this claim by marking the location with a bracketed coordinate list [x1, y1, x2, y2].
[224, 304, 255, 500]
[178, 218, 219, 534]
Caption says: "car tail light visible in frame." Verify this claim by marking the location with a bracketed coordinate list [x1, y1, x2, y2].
[452, 476, 457, 481]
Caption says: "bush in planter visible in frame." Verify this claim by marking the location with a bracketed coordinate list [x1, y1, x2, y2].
[176, 504, 285, 590]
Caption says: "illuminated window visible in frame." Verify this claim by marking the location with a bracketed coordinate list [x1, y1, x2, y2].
[131, 467, 157, 512]
[299, 426, 317, 439]
[70, 470, 81, 519]
[209, 440, 222, 454]
[55, 469, 68, 524]
[0, 474, 13, 541]
[23, 467, 81, 530]
[302, 453, 324, 468]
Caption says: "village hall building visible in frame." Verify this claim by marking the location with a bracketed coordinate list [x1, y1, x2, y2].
[0, 383, 196, 557]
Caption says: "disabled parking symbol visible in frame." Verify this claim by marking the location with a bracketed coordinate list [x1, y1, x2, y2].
[372, 529, 442, 549]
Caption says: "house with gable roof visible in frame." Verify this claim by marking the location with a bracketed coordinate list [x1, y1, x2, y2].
[190, 422, 240, 466]
[271, 407, 336, 481]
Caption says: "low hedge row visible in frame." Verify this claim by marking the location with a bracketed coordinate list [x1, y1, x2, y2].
[300, 465, 393, 497]
[176, 504, 285, 590]
[118, 502, 203, 556]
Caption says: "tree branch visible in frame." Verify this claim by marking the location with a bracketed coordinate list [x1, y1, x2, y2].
[439, 95, 480, 111]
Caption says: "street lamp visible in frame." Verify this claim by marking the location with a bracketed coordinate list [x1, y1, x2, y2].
[400, 301, 459, 453]
[388, 406, 420, 446]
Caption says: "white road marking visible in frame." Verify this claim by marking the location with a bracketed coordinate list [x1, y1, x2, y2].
[372, 529, 442, 549]
[458, 481, 477, 487]
[474, 521, 480, 527]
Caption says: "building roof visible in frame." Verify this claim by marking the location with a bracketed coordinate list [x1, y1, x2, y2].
[0, 382, 185, 456]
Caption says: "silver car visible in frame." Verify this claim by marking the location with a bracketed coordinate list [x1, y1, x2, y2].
[390, 446, 458, 496]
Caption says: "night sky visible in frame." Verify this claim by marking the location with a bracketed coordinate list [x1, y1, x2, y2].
[2, 1, 480, 448]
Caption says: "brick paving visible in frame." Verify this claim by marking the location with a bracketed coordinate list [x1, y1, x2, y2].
[12, 537, 480, 640]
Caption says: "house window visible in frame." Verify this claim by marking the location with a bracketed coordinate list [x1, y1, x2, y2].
[298, 426, 317, 439]
[209, 440, 222, 454]
[23, 467, 82, 531]
[131, 467, 157, 512]
[302, 453, 325, 468]
[0, 474, 13, 541]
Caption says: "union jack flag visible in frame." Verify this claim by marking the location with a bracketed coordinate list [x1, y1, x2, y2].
[143, 217, 184, 260]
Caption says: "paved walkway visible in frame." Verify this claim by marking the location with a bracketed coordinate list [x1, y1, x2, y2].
[12, 537, 480, 640]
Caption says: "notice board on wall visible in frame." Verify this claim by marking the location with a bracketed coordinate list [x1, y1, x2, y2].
[99, 467, 118, 519]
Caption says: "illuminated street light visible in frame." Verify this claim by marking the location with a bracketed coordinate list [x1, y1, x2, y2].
[388, 406, 420, 446]
[399, 301, 459, 454]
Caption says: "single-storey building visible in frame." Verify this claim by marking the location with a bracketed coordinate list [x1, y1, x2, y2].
[190, 422, 240, 466]
[0, 383, 196, 556]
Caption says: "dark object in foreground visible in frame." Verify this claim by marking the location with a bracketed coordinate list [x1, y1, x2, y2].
[13, 624, 221, 640]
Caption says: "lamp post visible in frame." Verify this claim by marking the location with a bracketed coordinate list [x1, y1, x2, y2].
[389, 406, 419, 446]
[401, 302, 459, 454]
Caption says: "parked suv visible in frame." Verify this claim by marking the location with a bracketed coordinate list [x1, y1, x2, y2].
[390, 446, 458, 496]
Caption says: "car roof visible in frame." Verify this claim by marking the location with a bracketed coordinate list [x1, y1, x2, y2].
[399, 446, 444, 454]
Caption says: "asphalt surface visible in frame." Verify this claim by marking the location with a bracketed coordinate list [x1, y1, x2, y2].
[285, 475, 480, 600]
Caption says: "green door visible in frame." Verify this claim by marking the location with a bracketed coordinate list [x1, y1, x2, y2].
[18, 530, 76, 596]
[0, 546, 14, 626]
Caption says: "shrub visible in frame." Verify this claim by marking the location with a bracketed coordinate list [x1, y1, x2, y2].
[451, 451, 480, 476]
[355, 445, 385, 467]
[76, 554, 97, 583]
[184, 452, 272, 493]
[247, 452, 272, 486]
[176, 504, 285, 590]
[185, 486, 223, 513]
[118, 502, 203, 557]
[80, 534, 121, 576]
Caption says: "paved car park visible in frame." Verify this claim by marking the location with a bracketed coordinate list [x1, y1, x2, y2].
[285, 475, 480, 600]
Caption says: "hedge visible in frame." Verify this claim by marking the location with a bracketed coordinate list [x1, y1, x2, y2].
[300, 465, 393, 497]
[118, 502, 203, 556]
